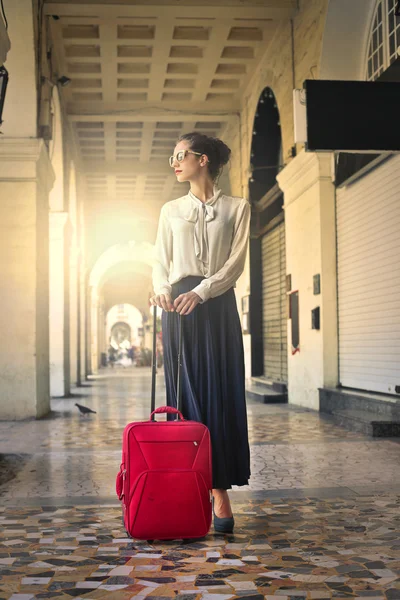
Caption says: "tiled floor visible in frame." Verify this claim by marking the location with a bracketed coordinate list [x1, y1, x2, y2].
[0, 368, 399, 599]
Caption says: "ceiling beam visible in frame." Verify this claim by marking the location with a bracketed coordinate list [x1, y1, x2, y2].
[83, 160, 172, 175]
[50, 16, 279, 27]
[68, 112, 234, 123]
[44, 2, 297, 21]
[192, 22, 232, 104]
[66, 101, 241, 115]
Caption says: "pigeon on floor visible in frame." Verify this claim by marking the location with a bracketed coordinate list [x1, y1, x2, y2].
[75, 403, 97, 415]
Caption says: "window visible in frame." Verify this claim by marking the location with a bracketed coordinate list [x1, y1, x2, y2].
[336, 2, 399, 187]
[366, 0, 400, 80]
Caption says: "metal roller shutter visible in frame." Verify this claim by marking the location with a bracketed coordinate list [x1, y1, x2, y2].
[336, 155, 400, 394]
[262, 219, 287, 383]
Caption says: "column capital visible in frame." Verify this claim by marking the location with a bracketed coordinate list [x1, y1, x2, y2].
[0, 138, 55, 193]
[277, 150, 334, 208]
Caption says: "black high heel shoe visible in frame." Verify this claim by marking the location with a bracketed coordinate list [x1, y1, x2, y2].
[212, 498, 234, 534]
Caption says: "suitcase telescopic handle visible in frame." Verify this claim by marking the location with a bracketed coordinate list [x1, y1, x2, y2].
[150, 304, 183, 421]
[150, 305, 157, 418]
[149, 406, 185, 421]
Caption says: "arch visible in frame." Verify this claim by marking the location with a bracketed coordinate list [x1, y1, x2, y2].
[320, 0, 377, 81]
[110, 322, 132, 346]
[249, 86, 283, 202]
[88, 242, 155, 373]
[365, 0, 400, 80]
[102, 270, 151, 315]
[247, 86, 285, 379]
[106, 303, 144, 348]
[89, 240, 154, 288]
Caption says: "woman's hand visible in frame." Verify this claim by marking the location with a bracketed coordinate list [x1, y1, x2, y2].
[149, 293, 174, 312]
[174, 291, 201, 316]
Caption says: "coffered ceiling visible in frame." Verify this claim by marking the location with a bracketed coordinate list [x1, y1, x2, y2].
[45, 1, 296, 212]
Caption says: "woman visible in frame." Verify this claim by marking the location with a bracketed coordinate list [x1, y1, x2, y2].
[150, 132, 251, 533]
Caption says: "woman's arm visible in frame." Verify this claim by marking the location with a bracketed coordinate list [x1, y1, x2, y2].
[152, 204, 173, 298]
[191, 198, 251, 303]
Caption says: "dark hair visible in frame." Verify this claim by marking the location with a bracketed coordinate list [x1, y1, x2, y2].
[177, 132, 231, 181]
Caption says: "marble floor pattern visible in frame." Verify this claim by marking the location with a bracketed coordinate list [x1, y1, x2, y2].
[0, 368, 399, 600]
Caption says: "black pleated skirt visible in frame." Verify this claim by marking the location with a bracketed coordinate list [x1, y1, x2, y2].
[161, 275, 251, 490]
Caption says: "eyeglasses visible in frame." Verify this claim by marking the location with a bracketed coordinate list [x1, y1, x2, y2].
[169, 149, 203, 167]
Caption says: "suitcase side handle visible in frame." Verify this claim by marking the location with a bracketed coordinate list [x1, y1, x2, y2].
[149, 406, 185, 421]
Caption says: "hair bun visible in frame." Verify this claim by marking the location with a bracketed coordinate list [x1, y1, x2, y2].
[212, 138, 231, 166]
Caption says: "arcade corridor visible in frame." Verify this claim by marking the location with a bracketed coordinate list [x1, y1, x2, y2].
[0, 369, 399, 599]
[1, 1, 400, 597]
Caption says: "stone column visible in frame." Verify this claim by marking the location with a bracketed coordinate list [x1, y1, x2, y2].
[78, 196, 86, 383]
[79, 256, 86, 382]
[68, 166, 79, 387]
[276, 150, 338, 410]
[69, 234, 79, 386]
[84, 280, 91, 377]
[97, 297, 105, 370]
[0, 139, 55, 418]
[90, 286, 99, 374]
[49, 211, 68, 397]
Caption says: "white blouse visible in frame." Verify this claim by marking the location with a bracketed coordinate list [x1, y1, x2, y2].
[152, 186, 251, 303]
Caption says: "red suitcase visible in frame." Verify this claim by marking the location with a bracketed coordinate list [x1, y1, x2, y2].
[116, 306, 213, 541]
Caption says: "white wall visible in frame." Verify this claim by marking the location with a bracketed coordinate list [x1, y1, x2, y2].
[234, 246, 251, 381]
[277, 151, 338, 410]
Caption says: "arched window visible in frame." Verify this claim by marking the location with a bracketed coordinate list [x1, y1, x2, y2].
[366, 0, 400, 80]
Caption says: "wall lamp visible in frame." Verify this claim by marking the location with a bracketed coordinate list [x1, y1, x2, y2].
[41, 75, 71, 87]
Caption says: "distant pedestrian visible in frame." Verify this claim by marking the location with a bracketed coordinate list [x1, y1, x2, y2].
[108, 346, 117, 368]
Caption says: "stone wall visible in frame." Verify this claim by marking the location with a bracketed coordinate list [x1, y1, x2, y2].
[0, 141, 54, 419]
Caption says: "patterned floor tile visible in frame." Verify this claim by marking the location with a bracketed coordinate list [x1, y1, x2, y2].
[0, 370, 399, 599]
[0, 496, 399, 599]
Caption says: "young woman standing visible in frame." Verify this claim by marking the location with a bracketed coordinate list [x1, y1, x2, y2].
[150, 132, 251, 533]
